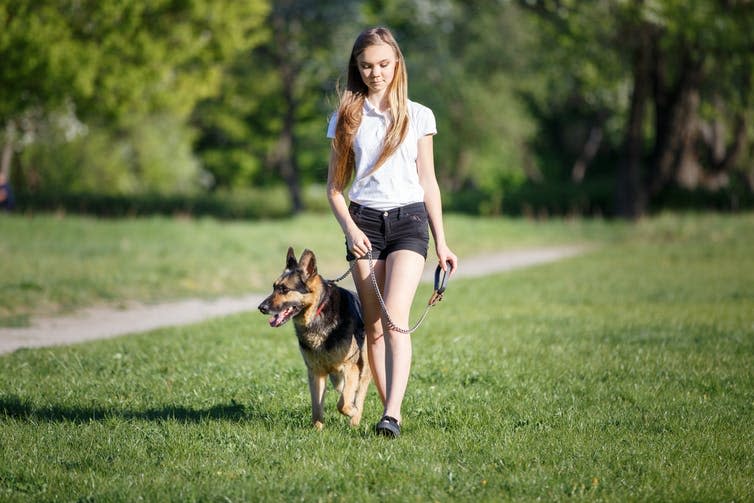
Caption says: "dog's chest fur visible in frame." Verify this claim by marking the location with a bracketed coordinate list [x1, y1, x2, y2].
[294, 286, 365, 374]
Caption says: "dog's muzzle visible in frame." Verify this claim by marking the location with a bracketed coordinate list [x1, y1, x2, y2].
[258, 296, 299, 328]
[258, 296, 272, 315]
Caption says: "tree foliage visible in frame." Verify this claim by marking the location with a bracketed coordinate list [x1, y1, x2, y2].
[520, 0, 754, 217]
[1, 0, 268, 122]
[361, 0, 537, 213]
[2, 0, 753, 216]
[192, 0, 362, 211]
[1, 0, 268, 192]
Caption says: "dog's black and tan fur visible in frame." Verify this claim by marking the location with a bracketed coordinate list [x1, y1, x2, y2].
[258, 247, 370, 429]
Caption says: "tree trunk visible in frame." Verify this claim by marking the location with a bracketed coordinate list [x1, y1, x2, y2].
[616, 24, 652, 219]
[673, 89, 703, 189]
[276, 104, 304, 213]
[1, 120, 15, 181]
[271, 11, 303, 214]
[704, 67, 751, 193]
[648, 46, 704, 195]
[572, 122, 603, 183]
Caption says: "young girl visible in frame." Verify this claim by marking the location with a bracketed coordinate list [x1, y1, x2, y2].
[326, 27, 457, 437]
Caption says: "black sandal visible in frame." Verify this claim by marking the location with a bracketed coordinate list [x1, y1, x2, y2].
[375, 415, 401, 438]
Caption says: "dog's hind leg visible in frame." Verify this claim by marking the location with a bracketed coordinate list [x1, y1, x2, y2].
[308, 369, 327, 430]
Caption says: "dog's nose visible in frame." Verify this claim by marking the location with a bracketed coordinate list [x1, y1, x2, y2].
[258, 299, 270, 314]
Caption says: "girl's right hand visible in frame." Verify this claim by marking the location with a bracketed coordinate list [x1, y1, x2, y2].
[346, 227, 372, 258]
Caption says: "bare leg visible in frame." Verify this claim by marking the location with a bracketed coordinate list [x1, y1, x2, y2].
[381, 250, 425, 423]
[352, 259, 387, 406]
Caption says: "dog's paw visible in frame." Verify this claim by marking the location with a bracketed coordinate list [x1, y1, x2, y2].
[349, 413, 362, 427]
[344, 404, 361, 426]
[338, 403, 355, 417]
[313, 420, 324, 431]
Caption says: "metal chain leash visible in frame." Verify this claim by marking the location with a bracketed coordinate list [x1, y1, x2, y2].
[329, 250, 448, 335]
[328, 261, 354, 283]
[367, 251, 437, 334]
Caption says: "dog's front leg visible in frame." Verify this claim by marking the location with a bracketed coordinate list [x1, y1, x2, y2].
[338, 364, 361, 426]
[308, 368, 327, 430]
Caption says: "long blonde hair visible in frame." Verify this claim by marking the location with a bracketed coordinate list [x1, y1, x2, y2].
[330, 27, 409, 191]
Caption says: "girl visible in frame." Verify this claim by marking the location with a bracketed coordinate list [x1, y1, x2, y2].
[327, 27, 457, 437]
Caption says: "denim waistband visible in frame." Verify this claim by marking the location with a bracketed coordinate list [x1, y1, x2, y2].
[349, 201, 425, 218]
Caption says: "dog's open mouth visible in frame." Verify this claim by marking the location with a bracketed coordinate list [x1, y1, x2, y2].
[268, 306, 300, 327]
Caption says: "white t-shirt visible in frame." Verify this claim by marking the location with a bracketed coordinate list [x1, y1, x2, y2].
[327, 99, 437, 211]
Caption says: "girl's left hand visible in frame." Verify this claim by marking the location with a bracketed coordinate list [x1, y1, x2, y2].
[436, 244, 458, 275]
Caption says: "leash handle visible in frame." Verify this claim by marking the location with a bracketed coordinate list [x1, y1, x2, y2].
[428, 261, 451, 306]
[434, 261, 451, 295]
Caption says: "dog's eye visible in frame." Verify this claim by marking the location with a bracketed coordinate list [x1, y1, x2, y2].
[276, 285, 290, 294]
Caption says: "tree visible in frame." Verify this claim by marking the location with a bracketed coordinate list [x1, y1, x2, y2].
[520, 0, 754, 218]
[0, 0, 269, 190]
[364, 0, 537, 214]
[192, 0, 362, 211]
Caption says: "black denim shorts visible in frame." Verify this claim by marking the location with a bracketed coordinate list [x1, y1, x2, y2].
[346, 202, 429, 261]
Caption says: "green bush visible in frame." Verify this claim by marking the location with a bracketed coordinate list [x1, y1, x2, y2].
[13, 184, 333, 220]
[14, 189, 291, 219]
[16, 114, 205, 196]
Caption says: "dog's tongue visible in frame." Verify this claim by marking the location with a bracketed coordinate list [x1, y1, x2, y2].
[269, 313, 284, 327]
[268, 307, 293, 327]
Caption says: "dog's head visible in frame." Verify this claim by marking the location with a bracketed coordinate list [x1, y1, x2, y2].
[258, 247, 321, 327]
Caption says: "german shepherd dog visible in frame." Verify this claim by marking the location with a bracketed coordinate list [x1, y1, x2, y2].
[258, 247, 371, 430]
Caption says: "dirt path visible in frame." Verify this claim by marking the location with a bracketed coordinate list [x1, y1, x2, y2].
[0, 245, 586, 354]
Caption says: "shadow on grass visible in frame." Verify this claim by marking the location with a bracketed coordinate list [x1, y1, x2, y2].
[0, 393, 285, 424]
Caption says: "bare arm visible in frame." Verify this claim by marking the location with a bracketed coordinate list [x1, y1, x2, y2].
[327, 147, 371, 258]
[417, 134, 457, 273]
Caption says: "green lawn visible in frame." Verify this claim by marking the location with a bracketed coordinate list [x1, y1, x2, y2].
[0, 212, 618, 326]
[1, 212, 752, 501]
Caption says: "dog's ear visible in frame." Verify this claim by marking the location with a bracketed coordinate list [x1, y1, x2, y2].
[298, 249, 317, 280]
[286, 247, 297, 271]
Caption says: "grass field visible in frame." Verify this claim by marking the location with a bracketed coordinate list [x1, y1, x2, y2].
[0, 212, 620, 326]
[1, 212, 753, 501]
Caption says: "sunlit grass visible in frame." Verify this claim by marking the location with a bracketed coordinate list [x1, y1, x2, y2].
[0, 212, 616, 326]
[1, 212, 752, 500]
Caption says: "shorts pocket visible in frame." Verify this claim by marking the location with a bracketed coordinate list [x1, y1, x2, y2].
[394, 209, 428, 241]
[405, 205, 428, 226]
[409, 212, 427, 224]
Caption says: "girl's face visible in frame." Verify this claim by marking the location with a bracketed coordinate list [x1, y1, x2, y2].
[356, 43, 397, 95]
